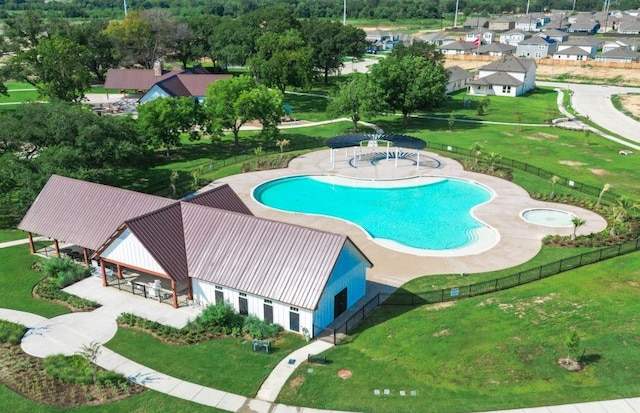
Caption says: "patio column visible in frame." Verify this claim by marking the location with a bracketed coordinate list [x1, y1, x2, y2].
[82, 248, 90, 267]
[171, 279, 178, 308]
[117, 264, 123, 280]
[100, 260, 107, 287]
[54, 239, 60, 257]
[395, 147, 399, 167]
[187, 278, 193, 300]
[27, 232, 35, 254]
[416, 150, 420, 170]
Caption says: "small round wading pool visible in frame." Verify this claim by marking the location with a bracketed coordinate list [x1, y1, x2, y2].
[521, 208, 575, 227]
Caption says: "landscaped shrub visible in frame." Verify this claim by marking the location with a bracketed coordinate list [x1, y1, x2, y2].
[0, 320, 27, 345]
[43, 257, 91, 288]
[194, 301, 244, 331]
[44, 354, 128, 385]
[35, 277, 100, 311]
[242, 316, 282, 340]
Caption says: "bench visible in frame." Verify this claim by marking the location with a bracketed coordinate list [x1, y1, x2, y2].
[252, 339, 271, 353]
[307, 353, 327, 365]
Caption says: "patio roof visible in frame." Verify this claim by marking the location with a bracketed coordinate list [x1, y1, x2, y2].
[327, 133, 426, 150]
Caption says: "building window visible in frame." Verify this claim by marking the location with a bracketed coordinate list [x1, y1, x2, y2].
[290, 306, 299, 312]
[215, 285, 223, 290]
[264, 299, 272, 304]
[502, 86, 511, 93]
[239, 292, 247, 297]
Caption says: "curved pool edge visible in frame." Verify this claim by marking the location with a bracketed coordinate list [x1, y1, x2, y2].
[251, 173, 501, 258]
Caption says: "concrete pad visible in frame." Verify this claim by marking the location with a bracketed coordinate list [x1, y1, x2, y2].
[49, 311, 118, 344]
[591, 399, 638, 413]
[573, 402, 608, 413]
[190, 387, 228, 407]
[623, 398, 640, 411]
[216, 392, 248, 411]
[246, 398, 274, 413]
[273, 404, 303, 413]
[0, 308, 48, 327]
[167, 380, 205, 401]
[520, 407, 553, 413]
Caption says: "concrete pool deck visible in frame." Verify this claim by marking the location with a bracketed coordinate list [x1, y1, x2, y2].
[210, 149, 607, 287]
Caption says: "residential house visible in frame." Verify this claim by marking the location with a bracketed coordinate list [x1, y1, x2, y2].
[567, 18, 600, 34]
[595, 48, 640, 63]
[477, 43, 516, 56]
[446, 66, 473, 94]
[553, 46, 590, 61]
[489, 16, 516, 31]
[602, 39, 639, 53]
[420, 32, 457, 47]
[18, 175, 372, 338]
[516, 36, 558, 58]
[466, 28, 494, 45]
[104, 62, 231, 103]
[462, 17, 489, 29]
[468, 55, 536, 97]
[365, 29, 398, 50]
[539, 28, 569, 44]
[439, 41, 477, 55]
[618, 18, 640, 35]
[515, 16, 542, 32]
[558, 37, 603, 58]
[499, 29, 531, 46]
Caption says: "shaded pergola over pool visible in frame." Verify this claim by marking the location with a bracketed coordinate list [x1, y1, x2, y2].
[326, 133, 430, 169]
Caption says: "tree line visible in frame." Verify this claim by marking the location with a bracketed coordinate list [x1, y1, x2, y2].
[1, 0, 632, 21]
[0, 7, 368, 102]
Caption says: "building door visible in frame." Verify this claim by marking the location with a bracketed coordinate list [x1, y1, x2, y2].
[289, 311, 299, 332]
[239, 297, 248, 315]
[334, 288, 348, 319]
[214, 290, 224, 305]
[263, 304, 273, 324]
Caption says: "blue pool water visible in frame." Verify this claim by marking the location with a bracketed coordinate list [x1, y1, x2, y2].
[253, 176, 492, 251]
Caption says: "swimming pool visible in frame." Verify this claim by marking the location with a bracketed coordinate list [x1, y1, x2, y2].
[253, 175, 498, 255]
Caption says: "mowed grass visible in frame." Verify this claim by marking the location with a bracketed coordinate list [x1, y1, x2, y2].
[277, 252, 640, 413]
[0, 246, 69, 318]
[0, 230, 28, 243]
[106, 328, 307, 398]
[0, 386, 225, 412]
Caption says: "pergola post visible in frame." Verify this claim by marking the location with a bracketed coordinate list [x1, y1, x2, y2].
[331, 148, 335, 169]
[117, 264, 123, 280]
[353, 146, 357, 167]
[54, 239, 60, 257]
[100, 260, 107, 287]
[416, 150, 420, 170]
[82, 248, 90, 267]
[171, 279, 178, 308]
[187, 278, 193, 300]
[386, 142, 390, 160]
[27, 232, 35, 253]
[395, 147, 399, 167]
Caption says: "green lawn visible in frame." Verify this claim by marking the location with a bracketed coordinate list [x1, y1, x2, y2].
[0, 230, 28, 243]
[277, 251, 640, 413]
[106, 328, 307, 398]
[426, 87, 561, 124]
[0, 386, 224, 412]
[0, 246, 69, 318]
[283, 92, 331, 122]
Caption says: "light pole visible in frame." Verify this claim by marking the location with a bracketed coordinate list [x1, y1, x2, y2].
[123, 0, 128, 17]
[453, 0, 459, 28]
[526, 0, 530, 15]
[343, 0, 347, 26]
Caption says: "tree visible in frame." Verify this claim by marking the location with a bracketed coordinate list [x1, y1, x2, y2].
[248, 29, 314, 93]
[550, 175, 559, 198]
[595, 183, 610, 208]
[369, 55, 448, 124]
[391, 40, 445, 65]
[205, 75, 284, 148]
[448, 112, 456, 131]
[64, 20, 118, 82]
[301, 19, 368, 84]
[470, 143, 483, 166]
[564, 330, 581, 363]
[484, 152, 501, 172]
[77, 341, 101, 385]
[327, 74, 378, 132]
[571, 216, 585, 240]
[136, 97, 203, 156]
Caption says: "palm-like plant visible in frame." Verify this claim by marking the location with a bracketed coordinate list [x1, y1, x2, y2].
[595, 183, 610, 208]
[276, 139, 290, 154]
[550, 175, 559, 198]
[571, 216, 586, 240]
[470, 143, 482, 166]
[484, 152, 501, 172]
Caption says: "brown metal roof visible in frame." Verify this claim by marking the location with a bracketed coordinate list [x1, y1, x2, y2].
[104, 68, 179, 91]
[124, 203, 189, 281]
[18, 175, 176, 250]
[181, 202, 352, 310]
[167, 74, 232, 97]
[184, 184, 253, 215]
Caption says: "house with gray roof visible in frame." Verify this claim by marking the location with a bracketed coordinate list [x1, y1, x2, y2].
[553, 46, 590, 61]
[595, 48, 640, 63]
[477, 42, 516, 56]
[516, 36, 558, 58]
[468, 55, 536, 97]
[419, 32, 456, 47]
[19, 175, 372, 337]
[567, 18, 600, 34]
[463, 17, 489, 29]
[489, 16, 516, 31]
[439, 41, 477, 55]
[466, 28, 495, 45]
[618, 18, 640, 34]
[539, 28, 569, 44]
[558, 37, 603, 58]
[499, 29, 531, 46]
[446, 66, 473, 94]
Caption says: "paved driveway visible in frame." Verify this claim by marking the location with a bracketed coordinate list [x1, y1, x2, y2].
[538, 81, 640, 144]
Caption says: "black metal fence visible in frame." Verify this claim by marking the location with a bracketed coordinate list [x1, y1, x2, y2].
[424, 141, 620, 204]
[321, 238, 640, 345]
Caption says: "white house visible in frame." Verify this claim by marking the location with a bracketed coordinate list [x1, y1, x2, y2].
[466, 28, 494, 45]
[19, 175, 373, 338]
[553, 46, 589, 60]
[468, 55, 536, 97]
[446, 66, 474, 94]
[499, 29, 531, 46]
